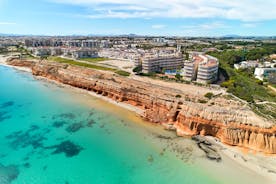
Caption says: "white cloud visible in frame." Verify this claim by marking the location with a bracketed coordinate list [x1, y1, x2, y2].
[242, 23, 258, 28]
[0, 22, 16, 25]
[50, 0, 276, 21]
[181, 22, 229, 30]
[151, 24, 166, 29]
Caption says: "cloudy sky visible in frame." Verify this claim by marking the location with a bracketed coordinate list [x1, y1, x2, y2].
[0, 0, 276, 36]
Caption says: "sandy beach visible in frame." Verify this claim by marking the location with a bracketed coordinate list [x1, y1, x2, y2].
[1, 55, 276, 183]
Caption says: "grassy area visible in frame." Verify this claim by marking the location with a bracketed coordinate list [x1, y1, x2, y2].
[48, 56, 131, 77]
[115, 70, 130, 77]
[79, 57, 109, 63]
[48, 56, 116, 71]
[21, 54, 37, 59]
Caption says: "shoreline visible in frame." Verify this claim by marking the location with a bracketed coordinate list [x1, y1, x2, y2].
[1, 57, 276, 183]
[205, 136, 276, 183]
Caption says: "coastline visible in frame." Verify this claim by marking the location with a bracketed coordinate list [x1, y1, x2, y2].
[205, 136, 276, 183]
[1, 56, 276, 183]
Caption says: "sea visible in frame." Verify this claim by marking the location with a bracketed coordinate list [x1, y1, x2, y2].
[0, 65, 270, 184]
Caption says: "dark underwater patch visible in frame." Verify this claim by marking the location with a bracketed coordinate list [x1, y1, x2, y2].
[41, 116, 47, 119]
[47, 140, 83, 158]
[42, 165, 47, 171]
[23, 163, 30, 168]
[65, 122, 83, 133]
[52, 113, 76, 120]
[0, 101, 14, 109]
[0, 164, 19, 184]
[86, 119, 96, 127]
[5, 125, 48, 150]
[0, 154, 7, 159]
[0, 111, 11, 122]
[52, 121, 67, 128]
[88, 111, 94, 117]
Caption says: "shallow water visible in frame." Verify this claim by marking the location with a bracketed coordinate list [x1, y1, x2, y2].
[0, 65, 270, 184]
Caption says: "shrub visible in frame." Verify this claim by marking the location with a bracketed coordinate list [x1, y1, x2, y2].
[175, 73, 182, 80]
[133, 65, 142, 73]
[115, 70, 130, 77]
[198, 99, 208, 103]
[175, 94, 182, 98]
[255, 79, 263, 85]
[204, 92, 214, 99]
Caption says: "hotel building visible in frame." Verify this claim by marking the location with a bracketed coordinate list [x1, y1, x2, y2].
[183, 53, 219, 84]
[140, 52, 184, 73]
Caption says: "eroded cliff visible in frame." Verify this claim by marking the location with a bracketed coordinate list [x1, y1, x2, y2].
[7, 58, 276, 154]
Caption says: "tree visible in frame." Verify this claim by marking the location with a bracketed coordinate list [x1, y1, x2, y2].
[132, 65, 142, 73]
[175, 73, 182, 80]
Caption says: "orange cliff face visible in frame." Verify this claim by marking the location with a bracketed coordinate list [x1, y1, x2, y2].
[6, 58, 276, 154]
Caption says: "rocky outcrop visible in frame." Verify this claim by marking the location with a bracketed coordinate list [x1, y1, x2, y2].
[6, 58, 276, 154]
[192, 135, 221, 161]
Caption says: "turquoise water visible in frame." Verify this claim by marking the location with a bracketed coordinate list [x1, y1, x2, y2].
[0, 65, 268, 184]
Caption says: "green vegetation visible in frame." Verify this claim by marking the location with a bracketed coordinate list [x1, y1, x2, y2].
[175, 73, 182, 80]
[139, 72, 157, 77]
[209, 50, 276, 103]
[252, 103, 276, 120]
[184, 53, 189, 60]
[115, 70, 130, 77]
[204, 92, 214, 99]
[133, 65, 142, 73]
[48, 56, 133, 78]
[208, 47, 276, 120]
[198, 99, 208, 104]
[48, 56, 74, 63]
[48, 56, 116, 71]
[79, 57, 109, 63]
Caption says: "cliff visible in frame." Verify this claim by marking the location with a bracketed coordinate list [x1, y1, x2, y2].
[6, 58, 276, 154]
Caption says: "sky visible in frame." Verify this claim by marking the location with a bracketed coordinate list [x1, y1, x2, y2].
[0, 0, 276, 36]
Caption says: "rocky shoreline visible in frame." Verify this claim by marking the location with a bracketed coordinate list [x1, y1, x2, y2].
[5, 58, 276, 154]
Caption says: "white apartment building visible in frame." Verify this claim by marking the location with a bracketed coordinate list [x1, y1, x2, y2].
[183, 53, 219, 84]
[197, 56, 219, 83]
[254, 67, 276, 81]
[234, 60, 259, 69]
[141, 52, 183, 73]
[72, 49, 99, 59]
[99, 48, 143, 61]
[31, 47, 51, 57]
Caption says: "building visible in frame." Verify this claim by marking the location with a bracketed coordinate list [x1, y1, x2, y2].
[72, 49, 99, 59]
[254, 68, 276, 81]
[82, 40, 100, 48]
[234, 60, 259, 70]
[50, 47, 63, 56]
[99, 48, 143, 61]
[32, 47, 51, 57]
[196, 56, 219, 83]
[140, 52, 183, 73]
[183, 53, 219, 83]
[183, 60, 197, 80]
[67, 40, 82, 48]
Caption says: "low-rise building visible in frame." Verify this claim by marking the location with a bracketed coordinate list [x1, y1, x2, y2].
[234, 60, 259, 69]
[254, 67, 276, 81]
[50, 47, 63, 56]
[32, 47, 51, 57]
[72, 49, 99, 59]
